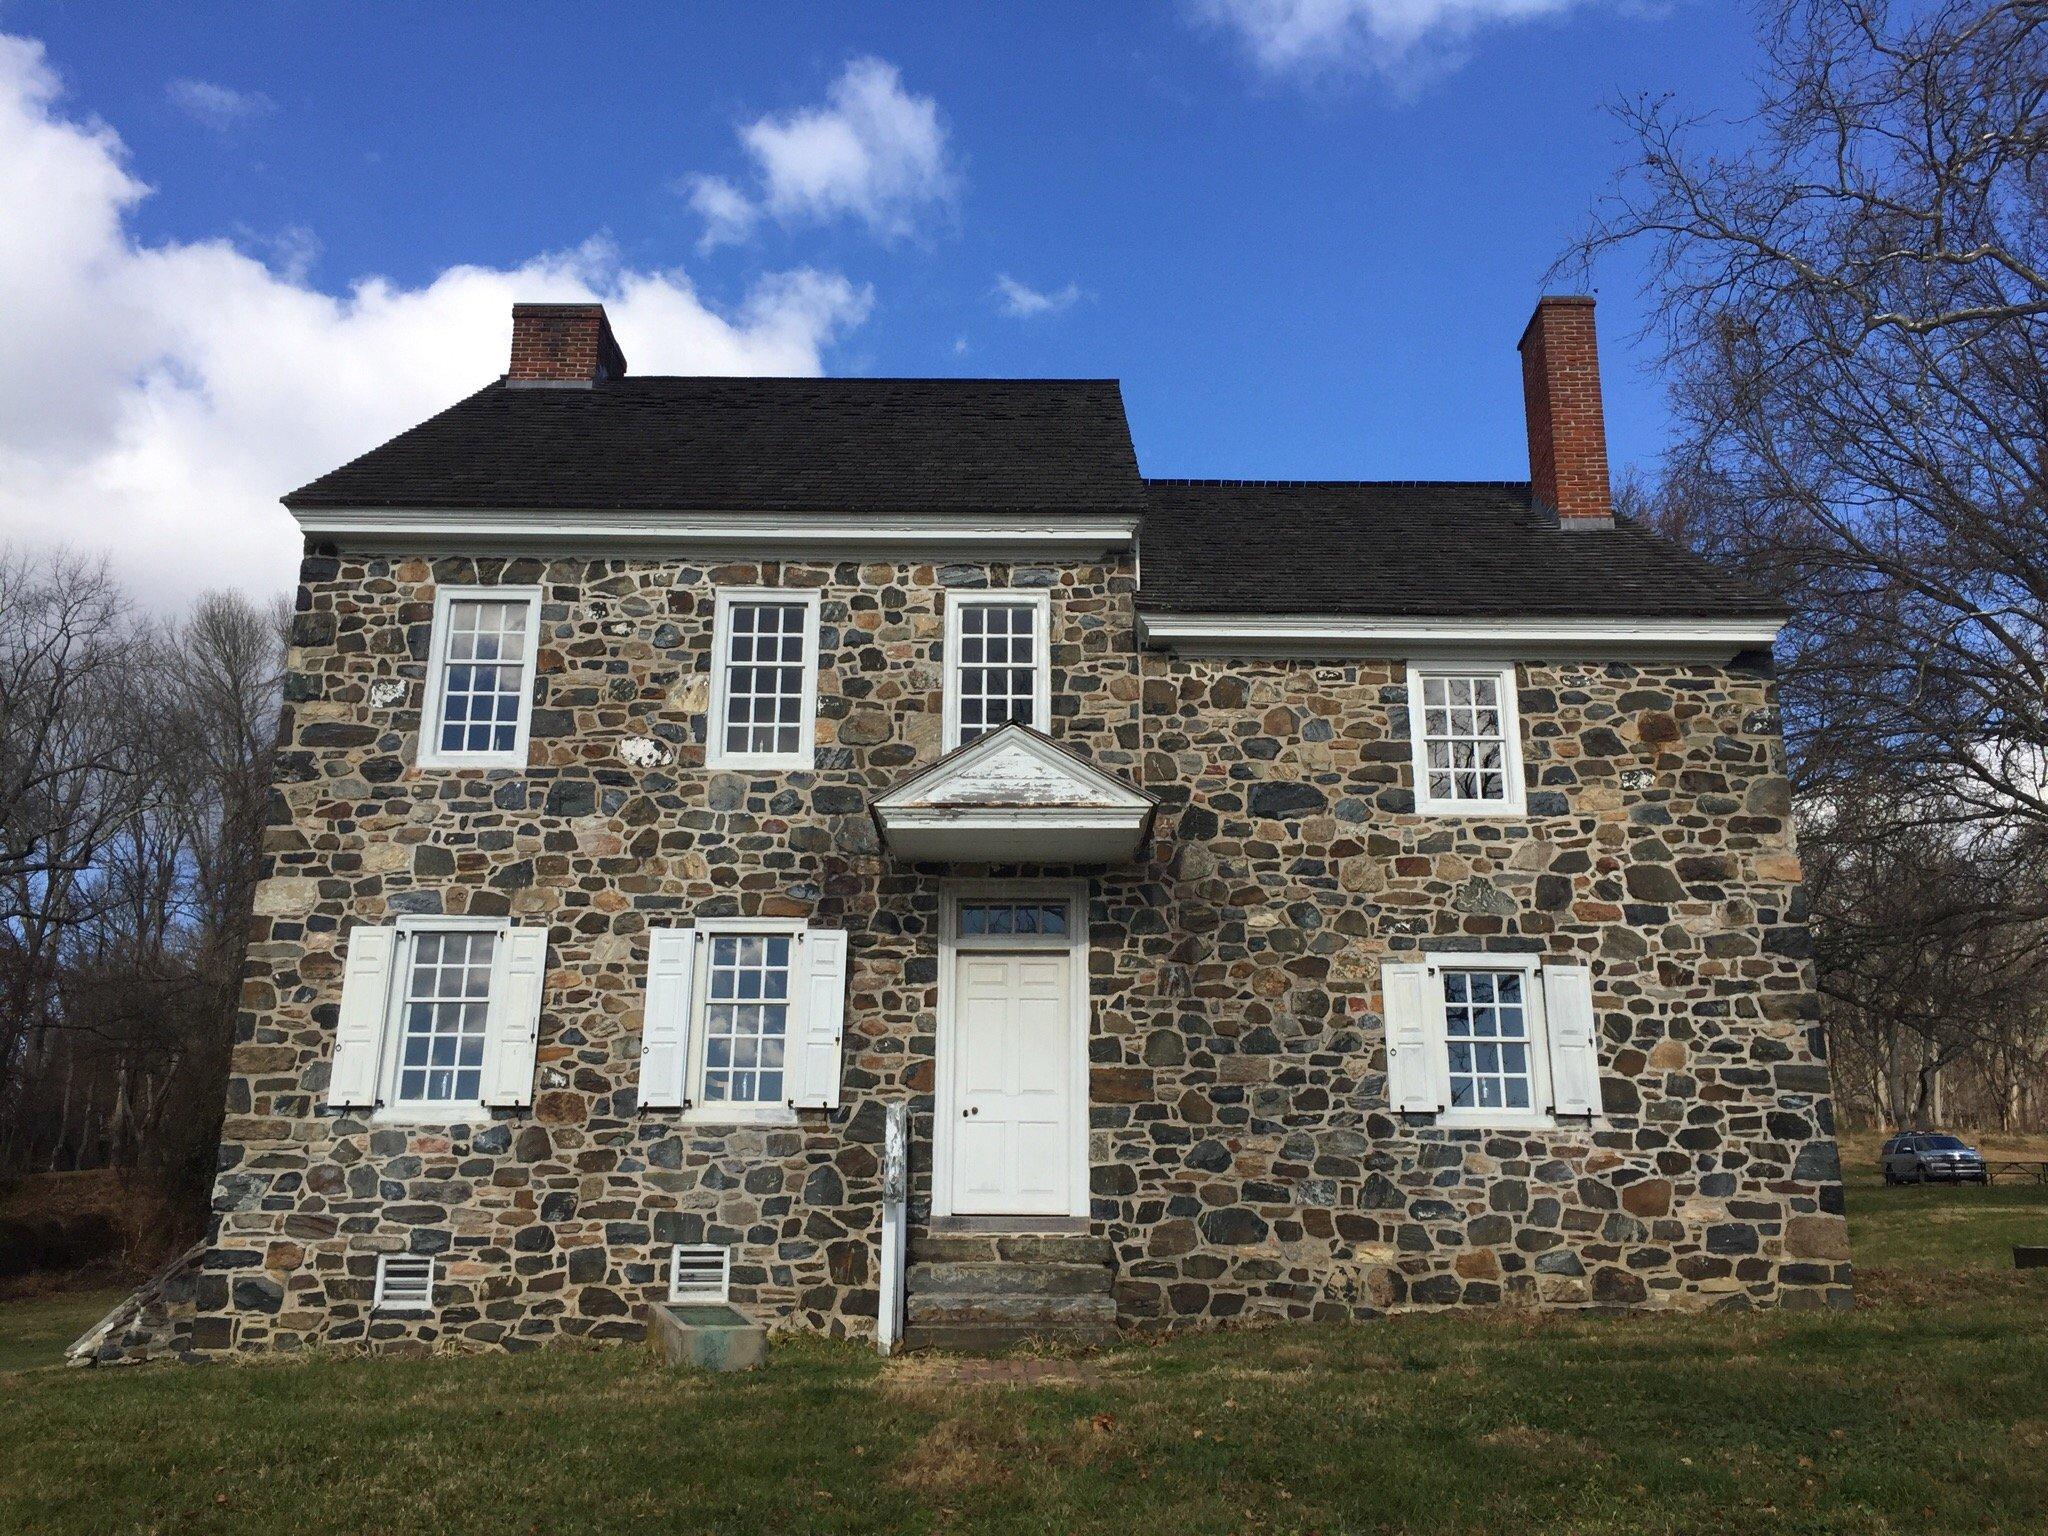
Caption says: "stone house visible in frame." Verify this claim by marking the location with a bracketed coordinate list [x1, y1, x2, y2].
[153, 294, 1848, 1360]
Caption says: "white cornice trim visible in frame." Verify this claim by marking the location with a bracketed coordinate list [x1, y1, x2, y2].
[1135, 612, 1783, 661]
[290, 505, 1140, 556]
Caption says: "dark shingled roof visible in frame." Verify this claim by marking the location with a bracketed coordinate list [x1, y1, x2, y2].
[1138, 480, 1785, 620]
[284, 377, 1147, 512]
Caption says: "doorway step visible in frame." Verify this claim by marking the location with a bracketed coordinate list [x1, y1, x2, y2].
[901, 1230, 1117, 1353]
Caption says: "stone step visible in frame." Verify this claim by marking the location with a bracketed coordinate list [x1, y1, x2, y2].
[902, 1319, 1122, 1354]
[906, 1292, 1118, 1328]
[906, 1261, 1114, 1298]
[909, 1232, 1115, 1267]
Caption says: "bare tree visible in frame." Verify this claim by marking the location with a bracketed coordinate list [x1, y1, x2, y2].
[1573, 0, 2048, 1128]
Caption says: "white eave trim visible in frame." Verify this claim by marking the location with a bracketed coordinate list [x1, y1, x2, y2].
[1134, 612, 1784, 661]
[290, 505, 1140, 556]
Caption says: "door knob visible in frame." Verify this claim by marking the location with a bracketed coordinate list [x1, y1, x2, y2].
[962, 1106, 979, 1117]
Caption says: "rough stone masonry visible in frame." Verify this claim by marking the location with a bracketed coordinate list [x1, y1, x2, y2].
[81, 540, 1850, 1365]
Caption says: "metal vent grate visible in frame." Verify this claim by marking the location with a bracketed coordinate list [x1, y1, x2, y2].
[670, 1245, 732, 1304]
[373, 1254, 436, 1313]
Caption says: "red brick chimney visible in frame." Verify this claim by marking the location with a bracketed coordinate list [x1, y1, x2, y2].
[1518, 295, 1612, 528]
[506, 303, 627, 386]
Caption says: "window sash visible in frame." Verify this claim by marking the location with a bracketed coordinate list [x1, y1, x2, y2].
[690, 931, 794, 1109]
[376, 919, 508, 1116]
[420, 586, 541, 769]
[1429, 959, 1554, 1127]
[944, 592, 1050, 750]
[708, 590, 820, 768]
[1406, 663, 1525, 815]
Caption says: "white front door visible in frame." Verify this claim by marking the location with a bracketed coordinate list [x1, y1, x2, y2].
[949, 949, 1074, 1215]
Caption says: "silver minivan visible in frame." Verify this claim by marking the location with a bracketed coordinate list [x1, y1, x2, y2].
[1880, 1132, 1989, 1185]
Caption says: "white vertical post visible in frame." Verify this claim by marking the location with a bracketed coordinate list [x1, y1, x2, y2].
[877, 1100, 908, 1356]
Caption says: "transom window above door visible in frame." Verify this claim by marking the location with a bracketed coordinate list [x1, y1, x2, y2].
[957, 900, 1069, 938]
[944, 591, 1051, 750]
[707, 589, 821, 769]
[419, 586, 544, 769]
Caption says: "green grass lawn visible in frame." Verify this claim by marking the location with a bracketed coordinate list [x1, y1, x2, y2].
[0, 1286, 126, 1375]
[2, 1161, 2047, 1536]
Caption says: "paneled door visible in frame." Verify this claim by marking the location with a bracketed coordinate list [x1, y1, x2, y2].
[948, 950, 1073, 1214]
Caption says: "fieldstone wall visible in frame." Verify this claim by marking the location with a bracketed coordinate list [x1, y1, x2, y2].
[142, 543, 1843, 1363]
[1098, 653, 1847, 1323]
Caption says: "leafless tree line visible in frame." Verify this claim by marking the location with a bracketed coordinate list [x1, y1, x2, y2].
[1581, 0, 2048, 1129]
[0, 547, 284, 1198]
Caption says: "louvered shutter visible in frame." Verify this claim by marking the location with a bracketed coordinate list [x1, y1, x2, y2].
[329, 926, 397, 1109]
[637, 927, 698, 1110]
[480, 928, 547, 1107]
[787, 929, 849, 1109]
[1381, 962, 1444, 1114]
[1542, 964, 1601, 1118]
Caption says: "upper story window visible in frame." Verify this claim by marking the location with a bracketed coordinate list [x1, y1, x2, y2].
[943, 590, 1051, 750]
[707, 590, 821, 770]
[1405, 662, 1526, 816]
[419, 586, 544, 770]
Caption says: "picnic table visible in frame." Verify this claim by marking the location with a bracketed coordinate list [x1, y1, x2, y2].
[1983, 1159, 2048, 1185]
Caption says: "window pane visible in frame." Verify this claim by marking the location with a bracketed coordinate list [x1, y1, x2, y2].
[437, 598, 531, 757]
[956, 901, 1069, 939]
[1440, 968, 1535, 1115]
[699, 933, 792, 1106]
[721, 602, 810, 758]
[954, 602, 1039, 743]
[1415, 671, 1514, 805]
[396, 930, 496, 1105]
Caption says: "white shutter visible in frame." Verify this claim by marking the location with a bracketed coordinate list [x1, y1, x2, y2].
[1542, 963, 1601, 1118]
[481, 927, 547, 1107]
[787, 929, 848, 1109]
[1382, 962, 1444, 1114]
[637, 927, 698, 1110]
[329, 926, 397, 1109]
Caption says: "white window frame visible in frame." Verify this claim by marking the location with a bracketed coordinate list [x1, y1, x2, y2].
[418, 584, 544, 770]
[1424, 951, 1555, 1130]
[705, 588, 822, 770]
[942, 589, 1053, 752]
[372, 914, 511, 1123]
[373, 1254, 436, 1314]
[682, 916, 807, 1128]
[1405, 660, 1528, 817]
[669, 1245, 733, 1304]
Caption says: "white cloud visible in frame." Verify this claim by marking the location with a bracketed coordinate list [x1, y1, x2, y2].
[1194, 0, 1595, 81]
[687, 56, 957, 250]
[0, 33, 873, 609]
[166, 77, 272, 130]
[994, 275, 1081, 318]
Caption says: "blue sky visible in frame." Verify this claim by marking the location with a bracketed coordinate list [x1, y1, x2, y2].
[0, 2, 1766, 601]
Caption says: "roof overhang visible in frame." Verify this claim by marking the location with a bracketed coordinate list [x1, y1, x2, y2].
[1134, 612, 1783, 662]
[288, 505, 1140, 558]
[871, 724, 1157, 865]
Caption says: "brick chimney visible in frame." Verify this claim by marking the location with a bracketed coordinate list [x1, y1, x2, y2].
[1518, 295, 1612, 528]
[506, 303, 627, 386]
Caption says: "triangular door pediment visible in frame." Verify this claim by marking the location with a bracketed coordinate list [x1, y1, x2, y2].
[873, 724, 1155, 814]
[871, 725, 1156, 865]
